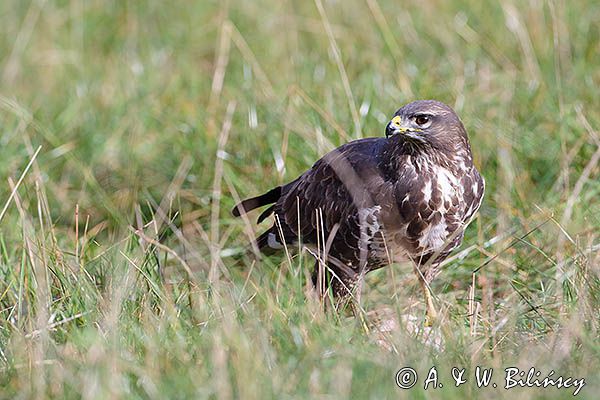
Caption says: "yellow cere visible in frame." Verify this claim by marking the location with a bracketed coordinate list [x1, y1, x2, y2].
[391, 116, 402, 126]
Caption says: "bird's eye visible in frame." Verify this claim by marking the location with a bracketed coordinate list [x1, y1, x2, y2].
[414, 115, 430, 126]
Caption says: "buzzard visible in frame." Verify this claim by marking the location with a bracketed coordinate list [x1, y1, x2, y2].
[232, 100, 484, 322]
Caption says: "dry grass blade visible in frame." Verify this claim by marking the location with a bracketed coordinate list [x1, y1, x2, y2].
[210, 100, 237, 280]
[314, 0, 362, 138]
[0, 145, 41, 224]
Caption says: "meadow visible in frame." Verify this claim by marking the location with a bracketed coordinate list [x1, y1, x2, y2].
[0, 0, 599, 398]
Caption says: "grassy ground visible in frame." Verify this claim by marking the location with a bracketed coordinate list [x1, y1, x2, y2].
[0, 0, 599, 398]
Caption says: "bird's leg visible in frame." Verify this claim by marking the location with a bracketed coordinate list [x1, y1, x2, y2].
[422, 280, 438, 327]
[413, 264, 437, 326]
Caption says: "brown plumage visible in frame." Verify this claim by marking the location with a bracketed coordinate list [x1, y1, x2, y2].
[233, 100, 484, 318]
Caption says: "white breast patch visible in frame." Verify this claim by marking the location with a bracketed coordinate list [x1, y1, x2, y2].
[436, 167, 458, 205]
[422, 180, 432, 203]
[418, 218, 448, 251]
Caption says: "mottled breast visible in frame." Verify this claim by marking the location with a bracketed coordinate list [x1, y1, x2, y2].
[367, 154, 484, 265]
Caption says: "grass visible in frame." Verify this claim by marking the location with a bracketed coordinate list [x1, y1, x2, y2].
[0, 0, 599, 398]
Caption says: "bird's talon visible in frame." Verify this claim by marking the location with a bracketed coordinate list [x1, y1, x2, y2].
[424, 317, 433, 327]
[424, 311, 437, 327]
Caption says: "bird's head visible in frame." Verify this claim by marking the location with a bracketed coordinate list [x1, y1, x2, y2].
[385, 100, 470, 154]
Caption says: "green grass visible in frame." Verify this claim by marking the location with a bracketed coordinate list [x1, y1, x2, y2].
[0, 0, 599, 398]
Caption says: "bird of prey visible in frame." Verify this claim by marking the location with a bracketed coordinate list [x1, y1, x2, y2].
[232, 100, 484, 322]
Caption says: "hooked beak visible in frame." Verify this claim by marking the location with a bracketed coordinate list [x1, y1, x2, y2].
[386, 116, 422, 138]
[386, 123, 409, 138]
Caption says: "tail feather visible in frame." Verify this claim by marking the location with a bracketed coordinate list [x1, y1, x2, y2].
[257, 204, 275, 224]
[233, 186, 296, 257]
[232, 186, 281, 217]
[255, 225, 294, 253]
[254, 228, 280, 256]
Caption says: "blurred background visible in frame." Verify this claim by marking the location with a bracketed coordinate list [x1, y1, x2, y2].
[0, 0, 598, 398]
